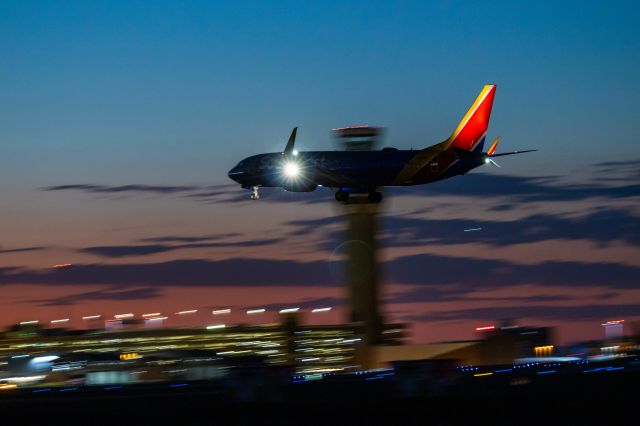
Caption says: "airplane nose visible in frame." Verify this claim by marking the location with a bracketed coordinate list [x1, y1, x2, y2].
[228, 165, 245, 183]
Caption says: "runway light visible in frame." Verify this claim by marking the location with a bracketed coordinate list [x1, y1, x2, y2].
[82, 315, 101, 320]
[279, 308, 300, 314]
[20, 320, 38, 325]
[4, 375, 46, 383]
[247, 309, 266, 315]
[32, 356, 59, 363]
[284, 162, 300, 177]
[212, 309, 231, 315]
[475, 325, 495, 331]
[474, 372, 493, 377]
[114, 313, 134, 319]
[177, 309, 198, 315]
[312, 307, 332, 313]
[145, 316, 168, 321]
[0, 384, 17, 390]
[206, 324, 226, 330]
[142, 312, 161, 318]
[50, 318, 69, 324]
[120, 353, 140, 360]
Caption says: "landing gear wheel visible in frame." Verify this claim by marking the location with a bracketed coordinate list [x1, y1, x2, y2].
[250, 186, 260, 200]
[335, 190, 349, 202]
[368, 191, 383, 203]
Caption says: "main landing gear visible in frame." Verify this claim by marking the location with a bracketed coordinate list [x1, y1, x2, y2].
[250, 186, 260, 200]
[335, 190, 349, 202]
[367, 191, 383, 203]
[335, 189, 383, 203]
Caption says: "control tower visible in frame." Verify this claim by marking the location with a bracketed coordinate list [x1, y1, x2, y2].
[333, 125, 383, 151]
[333, 126, 385, 369]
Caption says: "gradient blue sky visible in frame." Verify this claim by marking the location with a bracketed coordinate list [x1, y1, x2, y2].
[2, 0, 639, 186]
[1, 1, 639, 344]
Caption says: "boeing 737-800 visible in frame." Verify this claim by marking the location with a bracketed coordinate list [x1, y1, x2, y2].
[228, 85, 534, 202]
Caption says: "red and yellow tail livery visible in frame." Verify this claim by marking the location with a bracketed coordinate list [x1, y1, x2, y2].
[449, 84, 496, 152]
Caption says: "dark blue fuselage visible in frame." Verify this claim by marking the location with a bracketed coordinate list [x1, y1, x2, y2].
[228, 148, 486, 192]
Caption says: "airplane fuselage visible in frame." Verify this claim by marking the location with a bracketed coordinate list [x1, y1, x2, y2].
[228, 148, 487, 192]
[227, 85, 534, 202]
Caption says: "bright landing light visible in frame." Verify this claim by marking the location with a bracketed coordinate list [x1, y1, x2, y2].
[284, 162, 300, 177]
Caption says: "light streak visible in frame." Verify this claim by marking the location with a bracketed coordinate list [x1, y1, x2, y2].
[206, 324, 226, 330]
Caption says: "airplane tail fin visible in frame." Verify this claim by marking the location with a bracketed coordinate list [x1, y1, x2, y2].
[448, 84, 496, 152]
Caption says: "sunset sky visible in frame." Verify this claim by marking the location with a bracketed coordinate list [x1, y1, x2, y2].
[1, 1, 639, 345]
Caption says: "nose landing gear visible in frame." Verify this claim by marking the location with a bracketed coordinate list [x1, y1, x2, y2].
[250, 186, 260, 200]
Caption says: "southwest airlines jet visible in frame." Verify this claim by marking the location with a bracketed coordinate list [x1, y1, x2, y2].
[228, 85, 534, 202]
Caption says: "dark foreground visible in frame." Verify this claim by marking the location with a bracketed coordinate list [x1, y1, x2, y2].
[1, 363, 637, 425]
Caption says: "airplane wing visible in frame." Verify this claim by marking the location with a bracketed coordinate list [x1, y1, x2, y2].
[392, 139, 451, 185]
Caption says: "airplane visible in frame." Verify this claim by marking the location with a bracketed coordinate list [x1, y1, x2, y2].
[228, 84, 535, 202]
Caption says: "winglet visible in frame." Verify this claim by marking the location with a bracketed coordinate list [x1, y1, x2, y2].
[283, 127, 298, 156]
[449, 85, 496, 151]
[487, 136, 500, 156]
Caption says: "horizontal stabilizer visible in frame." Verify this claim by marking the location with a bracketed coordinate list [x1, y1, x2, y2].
[489, 149, 537, 157]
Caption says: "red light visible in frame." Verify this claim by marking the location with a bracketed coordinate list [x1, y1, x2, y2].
[475, 325, 495, 331]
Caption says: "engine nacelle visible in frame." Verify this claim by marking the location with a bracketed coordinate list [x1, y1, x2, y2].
[282, 182, 318, 192]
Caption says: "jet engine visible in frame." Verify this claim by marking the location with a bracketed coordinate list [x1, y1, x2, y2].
[282, 182, 318, 192]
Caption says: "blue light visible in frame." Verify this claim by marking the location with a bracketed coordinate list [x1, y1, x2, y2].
[59, 387, 78, 392]
[104, 386, 123, 390]
[170, 383, 189, 388]
[537, 370, 556, 375]
[494, 369, 513, 373]
[33, 388, 51, 393]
